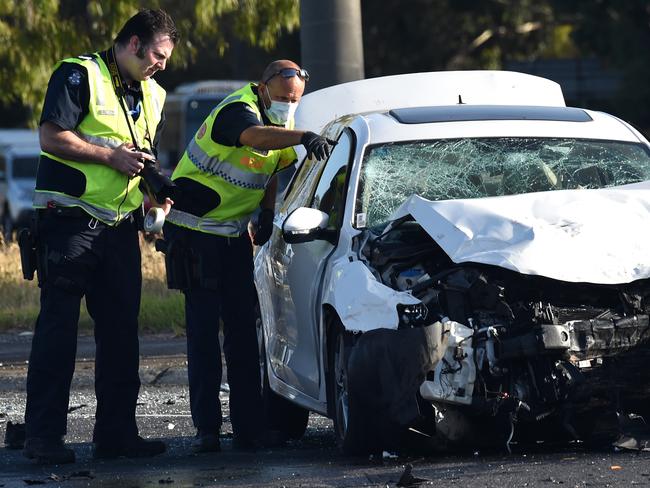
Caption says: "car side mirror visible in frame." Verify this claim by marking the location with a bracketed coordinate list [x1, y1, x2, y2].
[282, 207, 330, 244]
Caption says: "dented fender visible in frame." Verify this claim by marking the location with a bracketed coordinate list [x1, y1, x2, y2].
[322, 259, 421, 332]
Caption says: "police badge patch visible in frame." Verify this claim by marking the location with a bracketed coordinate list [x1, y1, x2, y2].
[67, 70, 82, 86]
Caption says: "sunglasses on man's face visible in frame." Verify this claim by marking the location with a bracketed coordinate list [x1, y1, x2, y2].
[264, 67, 310, 84]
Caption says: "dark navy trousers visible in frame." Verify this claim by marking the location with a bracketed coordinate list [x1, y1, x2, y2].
[163, 223, 262, 440]
[25, 211, 142, 445]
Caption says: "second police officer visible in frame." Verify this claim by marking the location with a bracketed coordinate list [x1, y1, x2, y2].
[162, 59, 335, 452]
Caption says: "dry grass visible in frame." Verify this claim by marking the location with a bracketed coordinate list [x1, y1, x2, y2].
[0, 234, 185, 334]
[0, 239, 40, 330]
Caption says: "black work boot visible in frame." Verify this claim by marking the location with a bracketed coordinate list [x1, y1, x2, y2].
[232, 434, 260, 451]
[191, 430, 221, 453]
[23, 437, 76, 464]
[92, 436, 166, 459]
[232, 430, 288, 451]
[4, 421, 26, 449]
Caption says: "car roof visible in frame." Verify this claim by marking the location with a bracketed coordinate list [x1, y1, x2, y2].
[295, 71, 566, 134]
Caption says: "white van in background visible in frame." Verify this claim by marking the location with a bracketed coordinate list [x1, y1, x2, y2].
[0, 130, 40, 241]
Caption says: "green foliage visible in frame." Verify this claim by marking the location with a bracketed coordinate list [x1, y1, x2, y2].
[361, 0, 558, 77]
[542, 24, 580, 59]
[359, 0, 650, 132]
[0, 0, 299, 127]
[138, 284, 186, 335]
[555, 0, 650, 130]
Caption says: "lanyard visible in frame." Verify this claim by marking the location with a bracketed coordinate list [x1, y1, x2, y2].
[106, 47, 153, 151]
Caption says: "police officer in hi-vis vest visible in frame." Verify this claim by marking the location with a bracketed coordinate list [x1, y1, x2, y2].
[162, 60, 335, 452]
[23, 9, 176, 464]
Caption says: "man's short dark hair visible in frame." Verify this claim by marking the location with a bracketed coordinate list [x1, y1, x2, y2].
[114, 9, 179, 48]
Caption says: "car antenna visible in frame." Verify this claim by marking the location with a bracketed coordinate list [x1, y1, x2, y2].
[458, 94, 465, 104]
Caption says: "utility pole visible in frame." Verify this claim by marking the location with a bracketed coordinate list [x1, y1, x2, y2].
[300, 0, 365, 92]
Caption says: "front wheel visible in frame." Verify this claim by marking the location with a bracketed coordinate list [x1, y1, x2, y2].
[328, 323, 374, 454]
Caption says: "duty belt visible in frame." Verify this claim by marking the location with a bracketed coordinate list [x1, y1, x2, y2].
[166, 209, 248, 237]
[41, 206, 89, 218]
[33, 192, 131, 225]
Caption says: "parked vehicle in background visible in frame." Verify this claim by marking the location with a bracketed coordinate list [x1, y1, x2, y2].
[0, 130, 39, 241]
[254, 71, 650, 455]
[157, 80, 249, 172]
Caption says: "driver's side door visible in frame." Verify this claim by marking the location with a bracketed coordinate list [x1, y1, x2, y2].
[266, 131, 354, 399]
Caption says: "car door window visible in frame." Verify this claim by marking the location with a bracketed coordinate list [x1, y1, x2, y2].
[280, 118, 351, 211]
[280, 153, 326, 215]
[310, 130, 353, 229]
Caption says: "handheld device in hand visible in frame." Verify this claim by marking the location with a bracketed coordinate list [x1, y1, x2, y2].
[137, 148, 177, 203]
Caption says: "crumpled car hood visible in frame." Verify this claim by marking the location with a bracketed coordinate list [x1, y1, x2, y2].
[388, 183, 650, 284]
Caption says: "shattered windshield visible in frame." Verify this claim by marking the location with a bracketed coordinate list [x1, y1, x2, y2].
[357, 138, 650, 230]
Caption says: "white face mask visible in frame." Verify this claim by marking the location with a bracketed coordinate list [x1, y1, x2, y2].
[263, 87, 298, 127]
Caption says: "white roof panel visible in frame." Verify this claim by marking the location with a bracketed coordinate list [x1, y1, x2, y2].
[295, 71, 566, 134]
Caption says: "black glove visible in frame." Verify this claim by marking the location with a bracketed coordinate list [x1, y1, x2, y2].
[253, 208, 274, 246]
[300, 131, 337, 160]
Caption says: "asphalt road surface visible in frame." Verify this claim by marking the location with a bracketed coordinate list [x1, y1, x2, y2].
[1, 333, 650, 487]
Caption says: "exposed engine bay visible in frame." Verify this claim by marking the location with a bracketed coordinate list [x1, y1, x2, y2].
[357, 220, 650, 448]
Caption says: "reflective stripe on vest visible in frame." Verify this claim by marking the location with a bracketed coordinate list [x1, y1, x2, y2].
[148, 79, 162, 117]
[166, 208, 248, 237]
[86, 59, 106, 107]
[33, 191, 124, 223]
[185, 139, 268, 190]
[76, 132, 122, 149]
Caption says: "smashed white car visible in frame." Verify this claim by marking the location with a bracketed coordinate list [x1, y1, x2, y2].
[254, 71, 650, 454]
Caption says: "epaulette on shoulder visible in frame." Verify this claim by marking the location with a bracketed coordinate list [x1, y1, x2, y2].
[77, 54, 95, 61]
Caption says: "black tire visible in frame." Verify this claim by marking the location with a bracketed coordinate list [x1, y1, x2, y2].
[328, 322, 373, 454]
[257, 317, 309, 440]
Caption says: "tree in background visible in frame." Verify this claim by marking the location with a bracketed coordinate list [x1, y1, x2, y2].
[557, 0, 650, 132]
[2, 1, 650, 134]
[360, 0, 649, 134]
[361, 0, 557, 76]
[0, 0, 299, 126]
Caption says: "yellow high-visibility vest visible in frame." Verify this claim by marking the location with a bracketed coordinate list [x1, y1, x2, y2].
[168, 83, 297, 236]
[34, 53, 165, 224]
